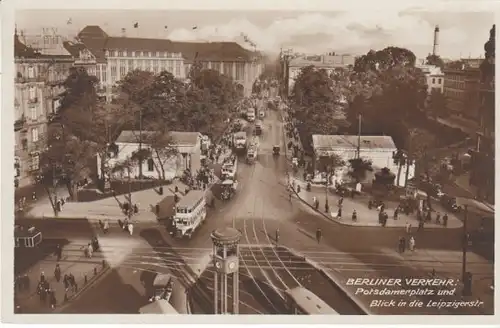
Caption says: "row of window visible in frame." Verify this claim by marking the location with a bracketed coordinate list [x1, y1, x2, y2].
[105, 50, 182, 59]
[431, 78, 442, 85]
[14, 153, 40, 176]
[444, 81, 466, 90]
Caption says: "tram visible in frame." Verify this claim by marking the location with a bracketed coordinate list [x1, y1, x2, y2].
[285, 287, 339, 315]
[14, 225, 42, 248]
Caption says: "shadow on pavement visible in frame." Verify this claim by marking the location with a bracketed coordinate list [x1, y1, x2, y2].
[14, 238, 70, 276]
[139, 227, 214, 314]
[61, 269, 145, 314]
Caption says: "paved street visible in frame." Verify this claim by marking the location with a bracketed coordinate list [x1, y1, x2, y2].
[14, 105, 494, 315]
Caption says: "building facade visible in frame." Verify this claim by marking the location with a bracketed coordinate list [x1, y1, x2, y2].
[287, 54, 354, 93]
[14, 34, 74, 188]
[67, 25, 263, 100]
[442, 65, 481, 120]
[416, 64, 444, 94]
[97, 130, 203, 181]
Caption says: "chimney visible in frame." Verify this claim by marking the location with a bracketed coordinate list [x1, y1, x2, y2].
[432, 25, 440, 56]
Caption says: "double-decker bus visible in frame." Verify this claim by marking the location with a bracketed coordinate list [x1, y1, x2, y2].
[172, 190, 207, 239]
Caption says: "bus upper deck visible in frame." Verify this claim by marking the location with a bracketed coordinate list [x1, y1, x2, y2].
[285, 287, 339, 315]
[175, 190, 206, 213]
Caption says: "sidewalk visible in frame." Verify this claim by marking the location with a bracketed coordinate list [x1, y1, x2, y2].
[278, 223, 494, 315]
[14, 239, 111, 313]
[290, 177, 463, 229]
[26, 180, 189, 222]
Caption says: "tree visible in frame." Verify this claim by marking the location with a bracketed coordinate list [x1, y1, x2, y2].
[291, 66, 347, 138]
[347, 53, 428, 146]
[427, 89, 448, 118]
[373, 167, 396, 198]
[36, 67, 102, 201]
[353, 47, 416, 73]
[425, 54, 445, 69]
[348, 158, 373, 183]
[140, 122, 179, 181]
[37, 124, 98, 202]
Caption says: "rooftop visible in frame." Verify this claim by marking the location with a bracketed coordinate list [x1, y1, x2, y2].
[176, 190, 205, 208]
[312, 135, 397, 151]
[115, 130, 201, 146]
[289, 54, 355, 68]
[78, 25, 257, 62]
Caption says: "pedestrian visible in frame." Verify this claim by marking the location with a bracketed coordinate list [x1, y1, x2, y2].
[38, 282, 46, 303]
[54, 264, 61, 282]
[103, 219, 109, 234]
[40, 271, 45, 283]
[435, 212, 441, 224]
[368, 200, 373, 210]
[352, 210, 357, 222]
[128, 222, 134, 236]
[399, 236, 406, 253]
[50, 289, 57, 309]
[393, 207, 399, 220]
[275, 228, 280, 245]
[87, 243, 93, 258]
[418, 220, 424, 231]
[337, 208, 342, 219]
[56, 244, 62, 261]
[133, 204, 138, 214]
[314, 199, 319, 210]
[63, 274, 69, 292]
[409, 236, 415, 251]
[316, 228, 322, 244]
[312, 196, 317, 206]
[443, 213, 448, 227]
[405, 222, 411, 234]
[338, 197, 344, 206]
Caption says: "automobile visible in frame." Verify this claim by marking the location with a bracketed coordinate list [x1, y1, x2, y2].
[273, 145, 280, 156]
[440, 195, 462, 213]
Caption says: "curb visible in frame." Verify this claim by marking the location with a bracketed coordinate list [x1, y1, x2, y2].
[289, 183, 462, 229]
[53, 264, 112, 313]
[280, 245, 371, 315]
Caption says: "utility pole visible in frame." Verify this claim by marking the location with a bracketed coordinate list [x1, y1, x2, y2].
[462, 205, 468, 283]
[138, 108, 143, 179]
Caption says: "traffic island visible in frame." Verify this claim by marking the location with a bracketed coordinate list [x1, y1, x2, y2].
[289, 177, 464, 229]
[15, 259, 111, 314]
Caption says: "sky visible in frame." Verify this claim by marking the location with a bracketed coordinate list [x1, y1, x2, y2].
[15, 8, 495, 60]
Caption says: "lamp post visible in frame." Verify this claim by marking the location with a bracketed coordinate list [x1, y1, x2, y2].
[462, 205, 469, 283]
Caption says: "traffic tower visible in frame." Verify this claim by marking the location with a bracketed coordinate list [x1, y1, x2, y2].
[210, 227, 241, 314]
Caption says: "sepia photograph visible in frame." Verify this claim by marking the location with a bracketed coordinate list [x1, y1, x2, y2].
[4, 0, 496, 322]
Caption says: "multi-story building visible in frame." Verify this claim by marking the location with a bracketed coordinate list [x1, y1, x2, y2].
[442, 64, 481, 120]
[66, 25, 262, 100]
[416, 64, 444, 94]
[14, 33, 74, 188]
[287, 53, 355, 93]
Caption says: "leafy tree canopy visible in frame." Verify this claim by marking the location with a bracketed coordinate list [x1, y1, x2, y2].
[291, 66, 347, 135]
[425, 54, 445, 69]
[353, 46, 416, 73]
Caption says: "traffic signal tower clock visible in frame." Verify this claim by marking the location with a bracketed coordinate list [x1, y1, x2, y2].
[211, 227, 242, 314]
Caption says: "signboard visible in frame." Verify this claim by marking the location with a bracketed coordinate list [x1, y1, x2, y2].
[405, 182, 417, 198]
